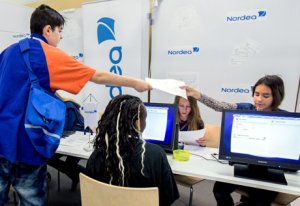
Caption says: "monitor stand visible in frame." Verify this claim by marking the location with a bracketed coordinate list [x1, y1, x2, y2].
[234, 164, 287, 185]
[173, 124, 179, 150]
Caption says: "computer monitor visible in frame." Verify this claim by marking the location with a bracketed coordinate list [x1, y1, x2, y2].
[219, 110, 300, 185]
[142, 102, 178, 153]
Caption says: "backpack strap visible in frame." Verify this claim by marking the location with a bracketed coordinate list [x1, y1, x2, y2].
[19, 38, 39, 85]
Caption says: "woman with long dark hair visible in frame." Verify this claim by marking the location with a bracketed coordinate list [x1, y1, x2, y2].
[182, 75, 285, 206]
[86, 94, 179, 206]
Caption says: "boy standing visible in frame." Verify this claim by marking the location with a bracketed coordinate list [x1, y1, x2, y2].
[0, 4, 150, 205]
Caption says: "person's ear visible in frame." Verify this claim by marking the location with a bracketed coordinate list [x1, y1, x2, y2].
[42, 25, 52, 37]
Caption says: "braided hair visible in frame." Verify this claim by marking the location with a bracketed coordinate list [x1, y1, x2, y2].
[94, 94, 147, 186]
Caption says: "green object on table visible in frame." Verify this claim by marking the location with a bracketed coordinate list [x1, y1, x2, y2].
[173, 150, 190, 161]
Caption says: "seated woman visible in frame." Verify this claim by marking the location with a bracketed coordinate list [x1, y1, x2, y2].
[174, 96, 206, 146]
[85, 94, 179, 206]
[182, 75, 284, 206]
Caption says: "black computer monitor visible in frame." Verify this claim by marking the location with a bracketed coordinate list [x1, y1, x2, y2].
[142, 102, 178, 153]
[219, 109, 300, 185]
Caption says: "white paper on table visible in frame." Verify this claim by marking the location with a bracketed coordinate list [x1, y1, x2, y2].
[179, 129, 206, 145]
[60, 136, 87, 147]
[145, 78, 187, 99]
[184, 144, 218, 160]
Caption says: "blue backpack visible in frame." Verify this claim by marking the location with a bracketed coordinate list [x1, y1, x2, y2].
[63, 101, 84, 132]
[20, 39, 66, 159]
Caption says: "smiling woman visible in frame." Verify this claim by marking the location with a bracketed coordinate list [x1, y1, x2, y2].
[181, 74, 286, 206]
[183, 75, 285, 113]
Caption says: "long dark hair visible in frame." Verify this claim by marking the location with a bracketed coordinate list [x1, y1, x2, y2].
[252, 75, 285, 111]
[94, 95, 146, 186]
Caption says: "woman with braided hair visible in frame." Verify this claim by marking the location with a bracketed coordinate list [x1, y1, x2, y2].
[86, 94, 179, 206]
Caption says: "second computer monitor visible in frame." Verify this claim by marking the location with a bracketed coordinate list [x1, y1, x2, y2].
[142, 102, 178, 153]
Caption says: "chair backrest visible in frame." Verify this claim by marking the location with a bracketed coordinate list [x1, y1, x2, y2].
[79, 173, 159, 206]
[203, 124, 221, 148]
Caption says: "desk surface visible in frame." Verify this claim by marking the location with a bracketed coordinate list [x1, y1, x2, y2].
[168, 152, 300, 196]
[57, 132, 300, 196]
[57, 132, 94, 159]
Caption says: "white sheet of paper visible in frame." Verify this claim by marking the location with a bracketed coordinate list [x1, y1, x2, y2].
[60, 136, 86, 147]
[145, 78, 187, 99]
[184, 145, 218, 160]
[179, 129, 206, 145]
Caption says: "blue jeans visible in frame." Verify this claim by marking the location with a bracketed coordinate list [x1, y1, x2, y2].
[0, 157, 47, 206]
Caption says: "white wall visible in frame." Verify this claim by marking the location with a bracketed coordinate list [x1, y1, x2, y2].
[0, 2, 33, 51]
[57, 8, 86, 104]
[1, 1, 299, 122]
[150, 0, 300, 125]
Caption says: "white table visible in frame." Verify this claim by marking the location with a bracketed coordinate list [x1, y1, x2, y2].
[56, 131, 94, 159]
[56, 132, 300, 196]
[168, 149, 300, 196]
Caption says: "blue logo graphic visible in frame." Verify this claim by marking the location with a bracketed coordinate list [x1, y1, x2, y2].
[193, 47, 200, 52]
[258, 11, 266, 17]
[97, 17, 123, 98]
[167, 47, 200, 56]
[226, 10, 267, 22]
[97, 17, 116, 44]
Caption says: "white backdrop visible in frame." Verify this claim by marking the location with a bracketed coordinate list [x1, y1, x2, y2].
[57, 8, 86, 104]
[150, 0, 300, 125]
[1, 1, 299, 122]
[82, 0, 150, 113]
[0, 3, 32, 51]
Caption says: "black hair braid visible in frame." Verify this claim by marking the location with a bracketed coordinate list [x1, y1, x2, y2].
[94, 95, 144, 186]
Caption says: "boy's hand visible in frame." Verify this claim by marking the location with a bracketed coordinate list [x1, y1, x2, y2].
[134, 79, 152, 92]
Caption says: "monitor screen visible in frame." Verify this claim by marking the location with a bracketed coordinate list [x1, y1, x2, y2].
[142, 102, 178, 152]
[219, 110, 300, 184]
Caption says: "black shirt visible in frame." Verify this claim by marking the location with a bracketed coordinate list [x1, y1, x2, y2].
[179, 119, 205, 131]
[86, 141, 179, 206]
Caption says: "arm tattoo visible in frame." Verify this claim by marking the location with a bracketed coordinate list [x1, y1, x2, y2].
[199, 94, 237, 112]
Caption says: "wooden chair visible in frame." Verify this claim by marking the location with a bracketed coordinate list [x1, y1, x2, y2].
[79, 173, 159, 206]
[174, 174, 204, 206]
[175, 124, 221, 206]
[202, 124, 221, 148]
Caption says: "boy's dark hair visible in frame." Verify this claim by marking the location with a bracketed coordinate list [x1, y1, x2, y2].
[30, 4, 65, 34]
[252, 75, 285, 110]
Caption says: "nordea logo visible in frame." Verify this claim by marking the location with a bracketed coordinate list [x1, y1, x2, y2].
[167, 46, 200, 56]
[226, 10, 266, 22]
[97, 17, 123, 98]
[221, 88, 250, 94]
[97, 17, 116, 44]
